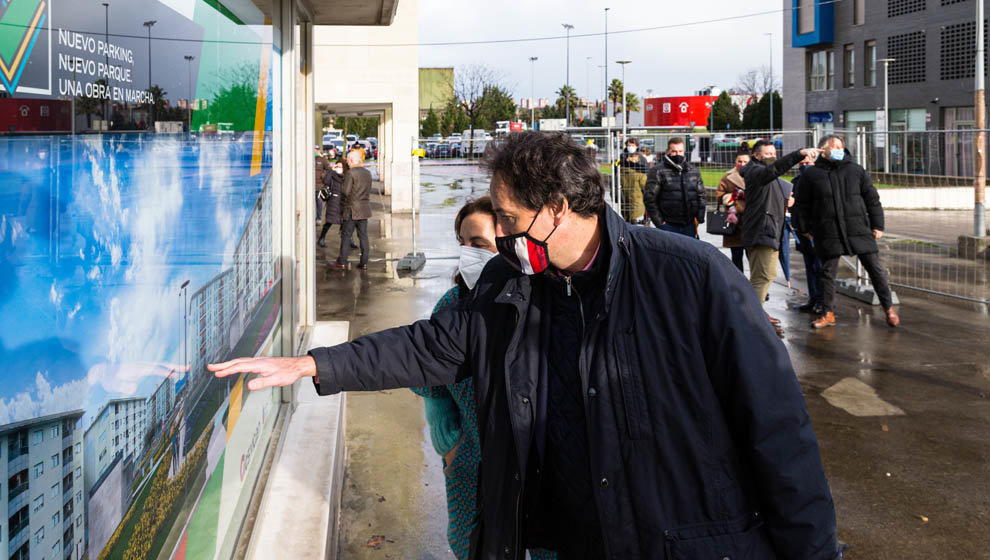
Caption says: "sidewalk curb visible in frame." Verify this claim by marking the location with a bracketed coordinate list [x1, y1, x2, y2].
[245, 321, 350, 560]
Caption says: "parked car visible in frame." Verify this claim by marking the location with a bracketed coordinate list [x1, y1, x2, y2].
[425, 142, 439, 158]
[436, 143, 452, 158]
[346, 133, 359, 143]
[449, 142, 462, 157]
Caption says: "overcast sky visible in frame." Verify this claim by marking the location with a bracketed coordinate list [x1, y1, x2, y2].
[418, 0, 786, 102]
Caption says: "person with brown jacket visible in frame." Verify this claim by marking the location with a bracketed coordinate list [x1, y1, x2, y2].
[315, 149, 330, 224]
[714, 151, 750, 273]
[330, 151, 373, 270]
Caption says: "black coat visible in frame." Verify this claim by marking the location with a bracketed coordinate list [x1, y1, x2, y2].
[309, 207, 840, 560]
[739, 150, 805, 250]
[321, 170, 343, 225]
[795, 153, 883, 260]
[643, 156, 706, 227]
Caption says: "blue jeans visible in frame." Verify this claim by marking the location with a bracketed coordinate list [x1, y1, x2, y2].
[795, 235, 823, 304]
[660, 222, 696, 238]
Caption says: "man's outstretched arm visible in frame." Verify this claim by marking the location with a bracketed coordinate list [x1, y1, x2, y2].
[210, 305, 470, 394]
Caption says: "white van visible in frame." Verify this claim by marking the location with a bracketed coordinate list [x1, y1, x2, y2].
[461, 129, 489, 156]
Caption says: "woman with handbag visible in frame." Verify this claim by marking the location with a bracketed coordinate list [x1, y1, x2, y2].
[715, 151, 750, 273]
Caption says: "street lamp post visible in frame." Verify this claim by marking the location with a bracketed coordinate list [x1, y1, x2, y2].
[616, 60, 632, 142]
[180, 280, 189, 385]
[975, 0, 987, 237]
[879, 57, 896, 174]
[765, 32, 773, 132]
[185, 55, 194, 131]
[144, 20, 156, 126]
[562, 23, 574, 127]
[708, 84, 717, 132]
[604, 8, 609, 122]
[529, 56, 538, 130]
[102, 2, 109, 131]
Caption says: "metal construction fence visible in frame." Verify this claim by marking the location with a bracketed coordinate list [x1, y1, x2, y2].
[413, 128, 988, 307]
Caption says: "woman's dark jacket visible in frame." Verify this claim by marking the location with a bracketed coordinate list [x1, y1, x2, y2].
[794, 152, 884, 260]
[643, 156, 706, 227]
[308, 207, 840, 560]
[321, 170, 343, 225]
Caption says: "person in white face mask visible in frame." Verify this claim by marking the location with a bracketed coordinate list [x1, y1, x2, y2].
[409, 196, 556, 560]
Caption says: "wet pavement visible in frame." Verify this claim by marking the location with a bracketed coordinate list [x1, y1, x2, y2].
[316, 163, 990, 559]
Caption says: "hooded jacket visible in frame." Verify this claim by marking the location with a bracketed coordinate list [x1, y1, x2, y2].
[794, 151, 884, 260]
[309, 207, 841, 560]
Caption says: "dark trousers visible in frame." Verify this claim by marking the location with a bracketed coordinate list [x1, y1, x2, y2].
[337, 219, 369, 266]
[821, 251, 893, 312]
[801, 247, 823, 304]
[730, 247, 746, 273]
[660, 222, 696, 238]
[318, 221, 333, 242]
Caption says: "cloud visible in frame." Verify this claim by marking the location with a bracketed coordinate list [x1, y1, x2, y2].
[67, 303, 81, 320]
[86, 361, 178, 397]
[49, 280, 63, 309]
[0, 372, 89, 427]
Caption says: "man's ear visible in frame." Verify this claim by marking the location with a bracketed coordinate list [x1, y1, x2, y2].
[550, 197, 569, 225]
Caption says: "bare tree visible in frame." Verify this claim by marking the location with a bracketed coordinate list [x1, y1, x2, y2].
[453, 63, 500, 157]
[735, 66, 780, 97]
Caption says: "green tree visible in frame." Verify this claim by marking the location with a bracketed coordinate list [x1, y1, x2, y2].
[607, 79, 624, 116]
[741, 91, 782, 130]
[624, 92, 640, 121]
[479, 85, 517, 127]
[554, 84, 578, 121]
[710, 91, 741, 130]
[420, 107, 440, 137]
[337, 116, 379, 139]
[75, 88, 101, 129]
[440, 97, 470, 136]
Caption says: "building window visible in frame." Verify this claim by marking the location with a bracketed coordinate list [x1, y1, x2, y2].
[865, 40, 878, 86]
[74, 467, 80, 479]
[74, 443, 80, 455]
[50, 454, 59, 468]
[51, 512, 59, 529]
[888, 31, 927, 84]
[854, 0, 865, 25]
[51, 484, 59, 499]
[49, 426, 59, 439]
[33, 495, 44, 512]
[76, 515, 81, 528]
[34, 462, 44, 478]
[32, 430, 43, 445]
[941, 20, 989, 80]
[34, 527, 44, 544]
[808, 50, 834, 91]
[844, 44, 856, 87]
[75, 491, 81, 504]
[798, 0, 816, 34]
[827, 50, 835, 89]
[888, 0, 926, 17]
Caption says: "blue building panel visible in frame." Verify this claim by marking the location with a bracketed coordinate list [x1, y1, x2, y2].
[792, 0, 834, 47]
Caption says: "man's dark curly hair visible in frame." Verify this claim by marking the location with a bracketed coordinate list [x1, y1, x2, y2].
[481, 131, 606, 218]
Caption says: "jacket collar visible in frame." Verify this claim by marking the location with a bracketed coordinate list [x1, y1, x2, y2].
[492, 206, 630, 313]
[662, 154, 684, 172]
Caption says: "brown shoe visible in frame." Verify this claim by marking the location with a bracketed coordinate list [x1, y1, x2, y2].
[357, 263, 368, 270]
[811, 312, 836, 329]
[766, 314, 781, 325]
[328, 262, 347, 271]
[885, 307, 900, 328]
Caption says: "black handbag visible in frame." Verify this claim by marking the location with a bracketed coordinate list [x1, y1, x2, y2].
[706, 202, 737, 236]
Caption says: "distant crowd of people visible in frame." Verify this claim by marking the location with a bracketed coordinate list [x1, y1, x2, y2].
[313, 143, 372, 270]
[617, 134, 900, 335]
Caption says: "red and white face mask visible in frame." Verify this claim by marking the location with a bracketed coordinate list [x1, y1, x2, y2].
[495, 208, 558, 275]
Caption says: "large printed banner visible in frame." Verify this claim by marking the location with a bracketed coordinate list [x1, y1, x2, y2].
[0, 1, 283, 559]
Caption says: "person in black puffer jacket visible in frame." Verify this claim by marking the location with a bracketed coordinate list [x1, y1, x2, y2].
[795, 135, 900, 329]
[643, 137, 705, 236]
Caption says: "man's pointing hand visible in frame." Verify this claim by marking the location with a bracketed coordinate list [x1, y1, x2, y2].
[208, 356, 317, 391]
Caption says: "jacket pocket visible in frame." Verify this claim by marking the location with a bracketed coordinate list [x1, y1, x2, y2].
[666, 514, 775, 560]
[613, 332, 650, 440]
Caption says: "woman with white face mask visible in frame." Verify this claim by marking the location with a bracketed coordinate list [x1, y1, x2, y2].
[410, 197, 556, 560]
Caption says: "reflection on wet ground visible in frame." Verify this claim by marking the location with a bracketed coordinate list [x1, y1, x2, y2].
[317, 164, 990, 560]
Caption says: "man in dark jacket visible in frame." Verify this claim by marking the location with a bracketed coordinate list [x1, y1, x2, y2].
[210, 132, 842, 560]
[739, 141, 819, 330]
[331, 151, 372, 270]
[795, 135, 900, 328]
[643, 137, 705, 236]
